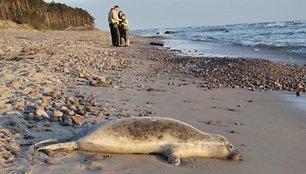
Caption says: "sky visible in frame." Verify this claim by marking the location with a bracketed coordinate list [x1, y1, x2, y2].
[44, 0, 306, 30]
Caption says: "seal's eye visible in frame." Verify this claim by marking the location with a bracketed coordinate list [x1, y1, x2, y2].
[226, 143, 233, 151]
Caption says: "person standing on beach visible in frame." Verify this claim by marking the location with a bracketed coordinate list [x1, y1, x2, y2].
[108, 5, 120, 46]
[118, 11, 129, 47]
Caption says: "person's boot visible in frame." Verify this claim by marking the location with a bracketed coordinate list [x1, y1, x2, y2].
[125, 39, 129, 46]
[119, 38, 125, 47]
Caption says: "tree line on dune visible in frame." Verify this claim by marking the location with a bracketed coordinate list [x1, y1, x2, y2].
[0, 0, 95, 30]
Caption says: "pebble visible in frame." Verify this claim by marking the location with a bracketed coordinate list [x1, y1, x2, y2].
[49, 116, 58, 122]
[229, 130, 239, 134]
[45, 158, 56, 165]
[206, 120, 219, 125]
[147, 87, 155, 92]
[296, 89, 303, 97]
[227, 108, 237, 112]
[63, 67, 69, 73]
[25, 113, 35, 121]
[67, 97, 75, 102]
[90, 80, 108, 87]
[40, 97, 48, 104]
[60, 106, 68, 112]
[28, 90, 38, 98]
[10, 80, 21, 89]
[62, 116, 73, 126]
[45, 151, 56, 157]
[76, 109, 85, 116]
[96, 112, 104, 117]
[36, 107, 49, 118]
[8, 121, 17, 127]
[89, 80, 97, 86]
[16, 105, 25, 111]
[70, 104, 77, 111]
[3, 153, 15, 162]
[11, 150, 23, 158]
[24, 134, 35, 139]
[97, 76, 107, 82]
[86, 106, 95, 112]
[53, 110, 63, 117]
[51, 90, 61, 99]
[92, 101, 99, 107]
[68, 110, 75, 116]
[71, 115, 85, 125]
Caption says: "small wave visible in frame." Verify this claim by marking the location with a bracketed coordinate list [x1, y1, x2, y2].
[255, 42, 287, 49]
[287, 20, 306, 26]
[297, 31, 306, 34]
[236, 40, 306, 51]
[191, 36, 217, 42]
[291, 48, 306, 55]
[264, 21, 287, 28]
[204, 27, 229, 32]
[241, 43, 306, 57]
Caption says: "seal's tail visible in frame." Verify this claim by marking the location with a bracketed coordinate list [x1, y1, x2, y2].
[37, 142, 77, 151]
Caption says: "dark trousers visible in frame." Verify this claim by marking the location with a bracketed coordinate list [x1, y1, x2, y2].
[109, 23, 120, 46]
[119, 27, 128, 45]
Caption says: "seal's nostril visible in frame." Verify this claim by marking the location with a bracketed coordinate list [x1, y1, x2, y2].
[227, 151, 242, 161]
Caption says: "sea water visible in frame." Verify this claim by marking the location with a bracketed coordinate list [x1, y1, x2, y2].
[133, 20, 306, 65]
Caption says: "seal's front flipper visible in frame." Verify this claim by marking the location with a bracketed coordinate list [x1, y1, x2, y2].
[37, 142, 77, 151]
[168, 154, 181, 166]
[160, 145, 182, 166]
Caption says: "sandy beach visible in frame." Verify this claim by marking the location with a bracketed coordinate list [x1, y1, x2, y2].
[0, 30, 306, 174]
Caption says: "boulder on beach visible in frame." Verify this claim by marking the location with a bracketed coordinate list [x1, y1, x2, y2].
[164, 31, 175, 34]
[149, 42, 164, 47]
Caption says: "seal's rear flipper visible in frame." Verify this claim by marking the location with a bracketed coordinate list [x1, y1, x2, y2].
[34, 139, 60, 148]
[37, 142, 77, 151]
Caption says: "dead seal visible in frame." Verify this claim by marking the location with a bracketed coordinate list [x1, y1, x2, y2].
[35, 117, 242, 165]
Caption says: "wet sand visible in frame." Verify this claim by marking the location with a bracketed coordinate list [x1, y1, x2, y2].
[0, 30, 306, 174]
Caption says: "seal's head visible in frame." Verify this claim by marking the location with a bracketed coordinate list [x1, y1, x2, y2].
[200, 135, 242, 161]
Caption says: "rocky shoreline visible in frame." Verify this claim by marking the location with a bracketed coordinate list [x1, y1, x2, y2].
[0, 30, 305, 172]
[165, 56, 305, 92]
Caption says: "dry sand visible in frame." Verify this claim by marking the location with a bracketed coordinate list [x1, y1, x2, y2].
[0, 30, 306, 174]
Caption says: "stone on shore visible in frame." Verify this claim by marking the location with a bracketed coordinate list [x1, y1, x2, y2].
[53, 110, 63, 118]
[36, 107, 49, 118]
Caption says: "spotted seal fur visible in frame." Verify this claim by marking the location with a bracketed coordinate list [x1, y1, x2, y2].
[35, 117, 241, 165]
